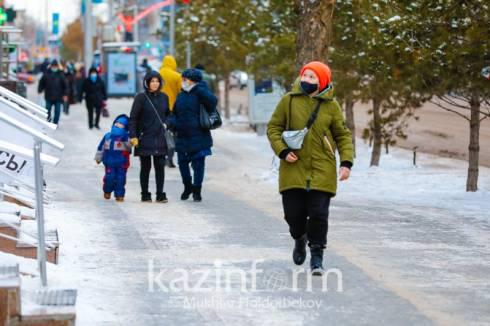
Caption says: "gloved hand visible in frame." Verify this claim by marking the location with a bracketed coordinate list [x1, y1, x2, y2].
[130, 138, 139, 147]
[95, 159, 101, 165]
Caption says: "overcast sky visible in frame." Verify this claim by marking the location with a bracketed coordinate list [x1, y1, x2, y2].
[6, 0, 82, 33]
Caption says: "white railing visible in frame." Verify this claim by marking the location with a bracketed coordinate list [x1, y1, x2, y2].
[0, 87, 63, 287]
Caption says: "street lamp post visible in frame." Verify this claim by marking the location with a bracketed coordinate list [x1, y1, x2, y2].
[169, 1, 175, 56]
[84, 0, 93, 74]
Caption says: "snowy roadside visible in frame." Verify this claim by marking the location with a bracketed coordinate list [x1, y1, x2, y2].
[212, 125, 490, 219]
[207, 125, 490, 325]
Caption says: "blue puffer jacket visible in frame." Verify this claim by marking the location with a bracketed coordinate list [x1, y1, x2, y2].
[169, 82, 218, 154]
[95, 114, 131, 168]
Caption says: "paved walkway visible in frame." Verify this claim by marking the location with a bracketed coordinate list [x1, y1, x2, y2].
[41, 97, 488, 325]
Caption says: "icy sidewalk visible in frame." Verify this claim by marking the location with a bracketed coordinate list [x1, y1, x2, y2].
[208, 127, 490, 326]
[31, 94, 488, 325]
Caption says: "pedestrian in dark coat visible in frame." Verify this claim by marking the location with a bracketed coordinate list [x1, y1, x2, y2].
[129, 71, 171, 203]
[37, 59, 69, 125]
[63, 63, 77, 115]
[167, 68, 218, 202]
[80, 67, 107, 129]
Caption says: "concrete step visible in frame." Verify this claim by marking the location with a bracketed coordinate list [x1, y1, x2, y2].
[15, 289, 77, 326]
[0, 219, 59, 264]
[0, 201, 35, 220]
[16, 221, 59, 265]
[0, 213, 22, 252]
[0, 265, 77, 326]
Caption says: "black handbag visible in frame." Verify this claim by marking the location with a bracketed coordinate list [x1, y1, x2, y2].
[199, 105, 222, 130]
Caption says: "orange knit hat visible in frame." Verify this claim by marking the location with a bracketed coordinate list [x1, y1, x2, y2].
[300, 61, 332, 91]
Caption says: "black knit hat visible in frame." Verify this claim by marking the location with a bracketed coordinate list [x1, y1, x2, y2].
[143, 70, 163, 91]
[182, 68, 203, 83]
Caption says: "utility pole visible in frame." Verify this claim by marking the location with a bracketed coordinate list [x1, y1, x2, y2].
[169, 1, 175, 56]
[133, 5, 138, 42]
[186, 41, 191, 68]
[185, 4, 191, 68]
[84, 0, 93, 74]
[108, 0, 114, 22]
[44, 0, 49, 47]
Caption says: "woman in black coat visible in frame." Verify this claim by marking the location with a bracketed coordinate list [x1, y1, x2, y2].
[129, 71, 170, 203]
[168, 68, 218, 202]
[80, 67, 107, 129]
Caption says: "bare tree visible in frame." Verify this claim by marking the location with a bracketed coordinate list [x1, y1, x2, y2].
[430, 94, 489, 191]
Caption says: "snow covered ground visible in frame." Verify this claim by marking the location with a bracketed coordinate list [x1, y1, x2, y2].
[3, 94, 489, 325]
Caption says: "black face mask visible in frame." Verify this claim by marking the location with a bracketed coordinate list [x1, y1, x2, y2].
[300, 81, 318, 95]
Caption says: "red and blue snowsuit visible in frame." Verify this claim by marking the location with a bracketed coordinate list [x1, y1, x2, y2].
[95, 114, 131, 197]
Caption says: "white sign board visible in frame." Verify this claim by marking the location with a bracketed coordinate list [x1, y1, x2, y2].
[248, 78, 284, 125]
[0, 98, 55, 135]
[0, 140, 59, 186]
[107, 52, 137, 96]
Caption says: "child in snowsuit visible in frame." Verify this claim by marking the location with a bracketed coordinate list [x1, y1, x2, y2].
[95, 114, 131, 202]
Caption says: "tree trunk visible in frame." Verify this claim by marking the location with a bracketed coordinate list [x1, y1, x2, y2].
[224, 75, 231, 120]
[294, 0, 335, 69]
[370, 98, 382, 166]
[466, 95, 480, 192]
[344, 97, 356, 157]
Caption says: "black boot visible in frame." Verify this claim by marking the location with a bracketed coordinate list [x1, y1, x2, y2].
[156, 192, 168, 203]
[292, 234, 307, 265]
[141, 192, 152, 202]
[192, 186, 202, 202]
[167, 158, 176, 168]
[310, 245, 324, 276]
[181, 182, 193, 201]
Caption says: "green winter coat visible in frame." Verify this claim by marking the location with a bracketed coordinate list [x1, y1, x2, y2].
[267, 80, 354, 196]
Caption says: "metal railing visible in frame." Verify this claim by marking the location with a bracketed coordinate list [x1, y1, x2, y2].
[0, 92, 63, 287]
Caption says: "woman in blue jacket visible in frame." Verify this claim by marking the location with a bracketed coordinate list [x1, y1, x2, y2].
[168, 69, 218, 202]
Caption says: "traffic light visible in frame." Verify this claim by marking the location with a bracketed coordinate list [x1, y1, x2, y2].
[52, 13, 60, 35]
[0, 8, 7, 25]
[6, 7, 15, 22]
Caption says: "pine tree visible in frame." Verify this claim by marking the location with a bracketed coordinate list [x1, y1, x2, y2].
[341, 1, 427, 166]
[176, 0, 260, 119]
[397, 0, 490, 191]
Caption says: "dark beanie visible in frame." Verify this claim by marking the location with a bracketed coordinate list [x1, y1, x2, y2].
[182, 68, 203, 83]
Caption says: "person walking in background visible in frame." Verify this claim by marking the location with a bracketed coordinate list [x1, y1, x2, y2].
[37, 59, 69, 125]
[63, 62, 77, 115]
[129, 71, 170, 203]
[94, 114, 131, 202]
[140, 58, 152, 74]
[80, 67, 107, 130]
[167, 69, 218, 202]
[267, 61, 354, 275]
[75, 63, 85, 103]
[159, 55, 182, 168]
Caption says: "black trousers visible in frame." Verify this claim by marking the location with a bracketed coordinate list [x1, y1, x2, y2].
[140, 156, 166, 195]
[282, 189, 331, 248]
[86, 102, 101, 128]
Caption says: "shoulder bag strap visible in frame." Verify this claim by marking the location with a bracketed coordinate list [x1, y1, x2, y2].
[305, 100, 323, 130]
[143, 93, 166, 129]
[287, 95, 294, 131]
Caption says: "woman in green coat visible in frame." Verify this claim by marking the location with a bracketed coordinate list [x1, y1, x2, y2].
[267, 61, 354, 275]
